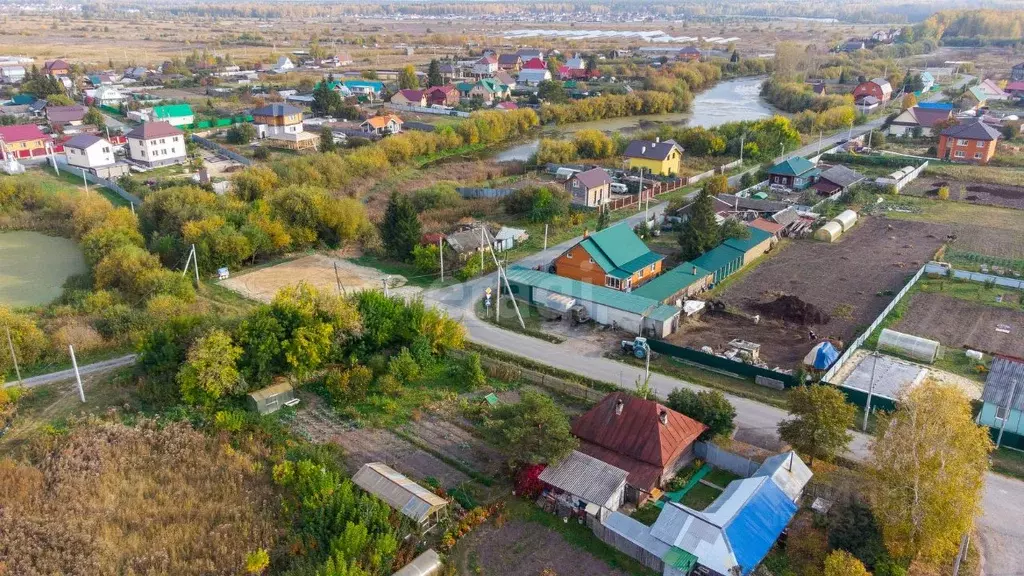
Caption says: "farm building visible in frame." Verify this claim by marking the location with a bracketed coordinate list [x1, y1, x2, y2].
[723, 226, 774, 266]
[765, 157, 819, 190]
[633, 262, 714, 305]
[505, 266, 681, 336]
[977, 356, 1024, 449]
[596, 450, 811, 576]
[692, 244, 745, 284]
[352, 463, 448, 530]
[392, 550, 442, 576]
[814, 221, 843, 243]
[538, 450, 629, 522]
[812, 165, 865, 196]
[246, 382, 297, 415]
[747, 218, 786, 239]
[571, 392, 706, 505]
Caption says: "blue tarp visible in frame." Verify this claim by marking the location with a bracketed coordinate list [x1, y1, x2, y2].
[917, 102, 954, 110]
[813, 342, 839, 370]
[723, 480, 798, 575]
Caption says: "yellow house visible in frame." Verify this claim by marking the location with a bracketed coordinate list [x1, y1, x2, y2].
[624, 139, 683, 176]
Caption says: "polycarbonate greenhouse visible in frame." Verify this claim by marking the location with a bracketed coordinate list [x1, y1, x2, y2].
[877, 328, 940, 363]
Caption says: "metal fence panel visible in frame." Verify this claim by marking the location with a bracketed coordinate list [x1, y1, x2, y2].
[646, 339, 798, 388]
[54, 158, 142, 206]
[191, 135, 252, 166]
[694, 442, 761, 478]
[457, 187, 516, 199]
[925, 262, 1024, 291]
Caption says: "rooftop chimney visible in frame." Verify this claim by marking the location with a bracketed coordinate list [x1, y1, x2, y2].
[692, 265, 698, 275]
[615, 398, 624, 416]
[583, 228, 589, 238]
[658, 410, 668, 425]
[641, 146, 647, 155]
[655, 136, 660, 143]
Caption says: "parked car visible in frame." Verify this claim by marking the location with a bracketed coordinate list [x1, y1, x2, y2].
[610, 182, 628, 194]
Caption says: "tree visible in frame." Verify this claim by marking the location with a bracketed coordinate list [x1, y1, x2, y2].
[380, 193, 421, 262]
[730, 50, 740, 63]
[318, 126, 337, 153]
[226, 122, 257, 145]
[585, 54, 598, 73]
[45, 93, 75, 106]
[177, 328, 243, 407]
[901, 92, 917, 111]
[83, 107, 105, 128]
[486, 390, 578, 465]
[537, 79, 568, 103]
[866, 380, 992, 568]
[778, 384, 854, 465]
[312, 81, 343, 117]
[572, 129, 614, 158]
[677, 188, 721, 261]
[702, 174, 729, 196]
[720, 217, 750, 241]
[427, 59, 443, 87]
[398, 64, 418, 90]
[828, 498, 887, 570]
[596, 207, 609, 231]
[665, 388, 736, 440]
[824, 550, 871, 576]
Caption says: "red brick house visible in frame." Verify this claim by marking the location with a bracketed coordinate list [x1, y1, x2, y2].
[852, 78, 893, 102]
[424, 85, 460, 107]
[677, 47, 702, 62]
[571, 393, 706, 504]
[938, 120, 1001, 165]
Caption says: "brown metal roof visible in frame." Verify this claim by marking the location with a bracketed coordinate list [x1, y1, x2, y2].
[126, 121, 183, 140]
[571, 392, 706, 469]
[576, 440, 664, 492]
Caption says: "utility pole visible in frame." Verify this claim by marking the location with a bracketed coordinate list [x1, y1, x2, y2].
[5, 324, 21, 385]
[438, 236, 444, 282]
[383, 276, 390, 297]
[543, 223, 548, 250]
[191, 244, 199, 288]
[863, 349, 880, 432]
[997, 378, 1020, 448]
[817, 130, 823, 155]
[483, 228, 525, 330]
[479, 226, 485, 273]
[82, 168, 88, 192]
[739, 132, 745, 163]
[70, 344, 85, 403]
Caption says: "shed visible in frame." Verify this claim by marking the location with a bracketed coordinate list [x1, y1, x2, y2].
[633, 262, 713, 304]
[814, 221, 843, 243]
[692, 244, 745, 284]
[723, 226, 773, 266]
[352, 463, 448, 529]
[878, 328, 939, 363]
[391, 549, 442, 576]
[246, 382, 297, 415]
[831, 210, 858, 233]
[538, 449, 629, 520]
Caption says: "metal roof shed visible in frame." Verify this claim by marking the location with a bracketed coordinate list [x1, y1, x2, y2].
[538, 449, 629, 514]
[692, 245, 745, 284]
[352, 463, 448, 529]
[633, 262, 713, 304]
[246, 382, 296, 415]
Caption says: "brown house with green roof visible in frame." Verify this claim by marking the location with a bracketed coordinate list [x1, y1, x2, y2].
[554, 224, 664, 291]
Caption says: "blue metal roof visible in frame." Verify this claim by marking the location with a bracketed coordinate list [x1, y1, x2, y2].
[918, 102, 953, 110]
[723, 479, 797, 575]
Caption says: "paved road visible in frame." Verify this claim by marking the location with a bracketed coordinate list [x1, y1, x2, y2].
[978, 473, 1024, 576]
[9, 354, 137, 389]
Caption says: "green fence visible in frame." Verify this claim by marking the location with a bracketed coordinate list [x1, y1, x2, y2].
[183, 115, 254, 130]
[99, 105, 122, 115]
[835, 385, 897, 413]
[821, 152, 947, 169]
[646, 339, 798, 388]
[990, 427, 1024, 451]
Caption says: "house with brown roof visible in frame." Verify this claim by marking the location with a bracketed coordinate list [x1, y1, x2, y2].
[391, 89, 426, 106]
[888, 105, 953, 137]
[497, 54, 522, 71]
[126, 121, 186, 167]
[677, 47, 702, 62]
[564, 167, 612, 207]
[46, 105, 87, 127]
[938, 120, 1001, 165]
[43, 59, 70, 77]
[424, 85, 460, 107]
[571, 392, 706, 504]
[852, 78, 892, 103]
[472, 55, 498, 77]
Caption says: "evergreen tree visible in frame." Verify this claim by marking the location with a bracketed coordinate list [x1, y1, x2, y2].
[677, 187, 721, 261]
[427, 59, 443, 87]
[318, 126, 337, 153]
[730, 50, 740, 63]
[596, 206, 609, 230]
[380, 193, 422, 262]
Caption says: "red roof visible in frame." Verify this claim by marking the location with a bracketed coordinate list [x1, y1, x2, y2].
[576, 440, 664, 491]
[523, 57, 546, 70]
[1006, 81, 1024, 92]
[425, 85, 457, 95]
[395, 89, 425, 101]
[495, 101, 519, 110]
[749, 218, 785, 235]
[0, 124, 46, 143]
[571, 392, 706, 470]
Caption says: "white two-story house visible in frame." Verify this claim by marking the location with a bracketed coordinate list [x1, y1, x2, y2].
[63, 133, 129, 178]
[126, 121, 186, 168]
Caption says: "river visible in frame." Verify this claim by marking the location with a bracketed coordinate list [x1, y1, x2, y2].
[494, 76, 774, 162]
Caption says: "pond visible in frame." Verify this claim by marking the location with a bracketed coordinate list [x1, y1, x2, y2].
[0, 231, 87, 308]
[494, 76, 775, 162]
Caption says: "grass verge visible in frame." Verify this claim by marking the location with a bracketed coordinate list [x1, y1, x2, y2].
[991, 446, 1024, 481]
[474, 296, 565, 344]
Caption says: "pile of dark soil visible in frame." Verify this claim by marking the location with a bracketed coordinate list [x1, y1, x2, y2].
[754, 295, 831, 325]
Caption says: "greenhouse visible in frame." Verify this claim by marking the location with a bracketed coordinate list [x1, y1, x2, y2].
[878, 328, 940, 363]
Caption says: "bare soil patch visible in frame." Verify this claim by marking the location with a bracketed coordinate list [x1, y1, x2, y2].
[894, 292, 1024, 359]
[903, 176, 1024, 210]
[218, 253, 421, 303]
[456, 520, 631, 576]
[401, 416, 506, 478]
[672, 217, 947, 368]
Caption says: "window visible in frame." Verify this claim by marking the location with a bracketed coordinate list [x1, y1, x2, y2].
[173, 136, 179, 142]
[160, 138, 166, 144]
[997, 406, 1008, 420]
[649, 264, 656, 274]
[588, 258, 594, 264]
[956, 138, 969, 146]
[565, 251, 572, 259]
[102, 147, 109, 153]
[954, 151, 965, 158]
[605, 277, 621, 289]
[974, 152, 983, 159]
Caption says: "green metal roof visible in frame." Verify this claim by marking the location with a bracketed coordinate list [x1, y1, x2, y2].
[506, 266, 678, 320]
[633, 262, 712, 302]
[579, 225, 664, 279]
[478, 78, 508, 93]
[484, 393, 499, 406]
[723, 226, 772, 254]
[154, 104, 193, 119]
[692, 244, 744, 273]
[662, 547, 698, 573]
[768, 156, 815, 177]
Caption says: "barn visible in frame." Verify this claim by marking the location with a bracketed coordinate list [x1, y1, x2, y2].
[692, 245, 745, 284]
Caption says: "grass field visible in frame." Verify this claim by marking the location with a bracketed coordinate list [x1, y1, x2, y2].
[680, 483, 723, 510]
[0, 230, 87, 308]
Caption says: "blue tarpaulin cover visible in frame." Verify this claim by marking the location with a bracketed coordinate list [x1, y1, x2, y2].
[723, 480, 798, 575]
[813, 342, 839, 370]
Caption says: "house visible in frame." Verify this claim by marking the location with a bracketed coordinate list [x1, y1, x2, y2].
[522, 57, 547, 71]
[977, 356, 1024, 449]
[558, 66, 598, 81]
[852, 78, 892, 102]
[748, 217, 786, 238]
[766, 156, 819, 189]
[840, 40, 866, 52]
[571, 392, 706, 505]
[494, 70, 517, 90]
[46, 105, 87, 127]
[538, 450, 629, 523]
[0, 124, 49, 159]
[888, 105, 954, 137]
[43, 59, 70, 76]
[343, 79, 385, 98]
[676, 194, 733, 225]
[633, 262, 714, 305]
[391, 89, 426, 106]
[126, 122, 186, 167]
[352, 463, 448, 531]
[124, 66, 149, 81]
[273, 57, 295, 73]
[252, 103, 305, 138]
[91, 85, 125, 107]
[517, 66, 552, 86]
[445, 226, 494, 262]
[516, 48, 545, 60]
[424, 85, 460, 107]
[472, 55, 498, 77]
[554, 224, 664, 291]
[505, 266, 681, 337]
[918, 71, 935, 92]
[677, 47, 702, 62]
[360, 114, 404, 135]
[1006, 81, 1024, 99]
[564, 55, 586, 70]
[0, 66, 26, 84]
[812, 165, 865, 196]
[88, 73, 117, 86]
[152, 104, 195, 127]
[624, 139, 683, 176]
[457, 79, 510, 104]
[692, 244, 745, 284]
[495, 101, 519, 111]
[976, 78, 1009, 101]
[938, 120, 1001, 165]
[63, 133, 128, 178]
[438, 63, 460, 83]
[1013, 62, 1024, 83]
[497, 54, 523, 71]
[716, 195, 790, 218]
[493, 226, 528, 251]
[564, 167, 612, 207]
[855, 95, 880, 110]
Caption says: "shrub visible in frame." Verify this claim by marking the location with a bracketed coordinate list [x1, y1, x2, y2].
[388, 348, 421, 383]
[937, 186, 950, 200]
[375, 373, 402, 396]
[410, 183, 462, 211]
[450, 352, 487, 389]
[325, 365, 372, 404]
